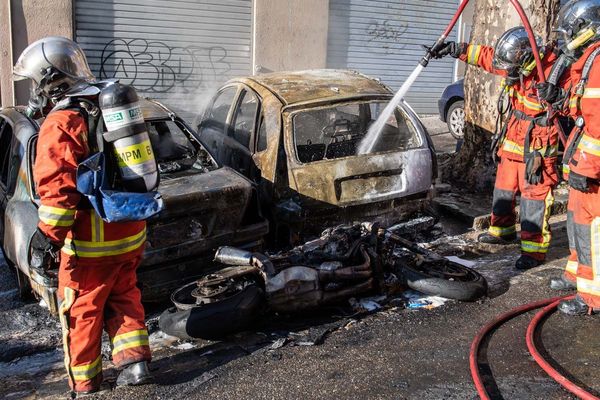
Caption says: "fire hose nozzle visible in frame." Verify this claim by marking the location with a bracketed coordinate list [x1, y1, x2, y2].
[421, 38, 447, 67]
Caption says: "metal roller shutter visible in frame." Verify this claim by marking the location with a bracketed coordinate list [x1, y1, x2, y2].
[74, 0, 253, 112]
[327, 0, 459, 114]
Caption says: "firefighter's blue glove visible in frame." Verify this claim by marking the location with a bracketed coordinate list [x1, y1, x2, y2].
[568, 171, 590, 193]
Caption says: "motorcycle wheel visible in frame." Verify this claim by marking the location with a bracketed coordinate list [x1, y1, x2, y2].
[401, 259, 487, 302]
[159, 281, 265, 340]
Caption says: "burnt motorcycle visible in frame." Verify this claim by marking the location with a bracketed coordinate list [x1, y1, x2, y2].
[159, 223, 487, 340]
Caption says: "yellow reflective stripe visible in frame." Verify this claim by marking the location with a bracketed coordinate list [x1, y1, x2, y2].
[112, 329, 149, 355]
[514, 92, 544, 111]
[113, 329, 148, 343]
[488, 225, 516, 237]
[90, 212, 105, 242]
[566, 260, 579, 275]
[71, 356, 102, 381]
[502, 140, 525, 156]
[467, 44, 482, 65]
[578, 134, 600, 157]
[59, 287, 76, 381]
[576, 277, 600, 296]
[563, 164, 571, 174]
[501, 140, 557, 157]
[570, 96, 579, 108]
[62, 228, 146, 258]
[39, 205, 76, 227]
[39, 205, 76, 216]
[522, 240, 550, 253]
[583, 87, 600, 98]
[541, 190, 554, 247]
[592, 217, 600, 277]
[39, 216, 75, 227]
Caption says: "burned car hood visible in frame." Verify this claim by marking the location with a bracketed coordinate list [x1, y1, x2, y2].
[154, 166, 253, 220]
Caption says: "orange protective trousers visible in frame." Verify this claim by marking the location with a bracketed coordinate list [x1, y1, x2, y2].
[58, 250, 151, 392]
[488, 157, 557, 261]
[567, 185, 600, 308]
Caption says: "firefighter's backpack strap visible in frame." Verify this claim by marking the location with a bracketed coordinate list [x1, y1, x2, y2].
[575, 46, 600, 98]
[51, 97, 102, 153]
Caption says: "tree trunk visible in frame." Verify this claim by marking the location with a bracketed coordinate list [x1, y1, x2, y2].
[443, 0, 560, 191]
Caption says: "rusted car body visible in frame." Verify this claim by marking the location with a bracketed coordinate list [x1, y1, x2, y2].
[198, 70, 437, 241]
[0, 100, 268, 314]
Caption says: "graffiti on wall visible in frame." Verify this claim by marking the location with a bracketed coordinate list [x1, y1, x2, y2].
[366, 20, 409, 54]
[99, 39, 231, 94]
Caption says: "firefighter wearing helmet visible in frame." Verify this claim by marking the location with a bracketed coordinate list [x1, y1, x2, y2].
[550, 0, 600, 315]
[431, 27, 566, 271]
[13, 37, 154, 394]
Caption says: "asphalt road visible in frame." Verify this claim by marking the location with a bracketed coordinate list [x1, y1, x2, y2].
[0, 213, 598, 400]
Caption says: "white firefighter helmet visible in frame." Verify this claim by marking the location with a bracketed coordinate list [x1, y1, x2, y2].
[492, 27, 542, 74]
[555, 0, 600, 52]
[13, 36, 96, 100]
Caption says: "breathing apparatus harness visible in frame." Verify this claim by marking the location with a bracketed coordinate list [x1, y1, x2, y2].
[48, 82, 164, 222]
[563, 45, 600, 176]
[490, 49, 548, 161]
[491, 82, 514, 163]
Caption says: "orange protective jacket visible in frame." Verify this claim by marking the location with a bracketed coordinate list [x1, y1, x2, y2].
[567, 41, 600, 180]
[35, 109, 146, 262]
[459, 44, 561, 162]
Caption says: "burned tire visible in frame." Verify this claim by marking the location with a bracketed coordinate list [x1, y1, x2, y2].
[159, 284, 265, 340]
[402, 259, 487, 302]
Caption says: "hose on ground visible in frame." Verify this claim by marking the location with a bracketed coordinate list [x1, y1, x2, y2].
[525, 296, 599, 400]
[469, 295, 597, 400]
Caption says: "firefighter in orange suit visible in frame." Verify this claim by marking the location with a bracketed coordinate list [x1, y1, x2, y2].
[13, 37, 153, 394]
[552, 0, 600, 315]
[431, 28, 563, 270]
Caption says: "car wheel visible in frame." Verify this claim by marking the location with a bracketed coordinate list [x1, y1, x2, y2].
[447, 101, 465, 140]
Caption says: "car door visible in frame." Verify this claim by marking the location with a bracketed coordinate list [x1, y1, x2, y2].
[198, 85, 238, 166]
[0, 117, 18, 240]
[229, 88, 260, 177]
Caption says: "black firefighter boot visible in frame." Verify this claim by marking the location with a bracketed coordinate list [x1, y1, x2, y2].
[515, 255, 540, 270]
[558, 295, 597, 316]
[550, 276, 577, 291]
[477, 232, 517, 245]
[116, 361, 154, 387]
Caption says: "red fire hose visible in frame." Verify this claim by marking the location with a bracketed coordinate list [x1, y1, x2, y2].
[525, 296, 600, 400]
[427, 0, 568, 146]
[470, 295, 599, 400]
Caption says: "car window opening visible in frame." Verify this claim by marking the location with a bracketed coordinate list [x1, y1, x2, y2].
[232, 90, 259, 149]
[146, 120, 216, 176]
[293, 102, 421, 164]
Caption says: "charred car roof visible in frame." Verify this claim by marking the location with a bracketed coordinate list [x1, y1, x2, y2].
[233, 69, 393, 106]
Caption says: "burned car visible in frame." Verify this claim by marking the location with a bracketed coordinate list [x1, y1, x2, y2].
[0, 99, 268, 314]
[197, 70, 437, 243]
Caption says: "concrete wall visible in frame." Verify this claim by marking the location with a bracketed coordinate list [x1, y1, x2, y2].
[0, 0, 73, 107]
[253, 0, 329, 74]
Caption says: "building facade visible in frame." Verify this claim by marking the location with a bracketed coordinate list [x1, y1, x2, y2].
[1, 0, 471, 113]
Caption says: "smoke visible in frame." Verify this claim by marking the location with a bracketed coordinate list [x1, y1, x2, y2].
[160, 81, 222, 127]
